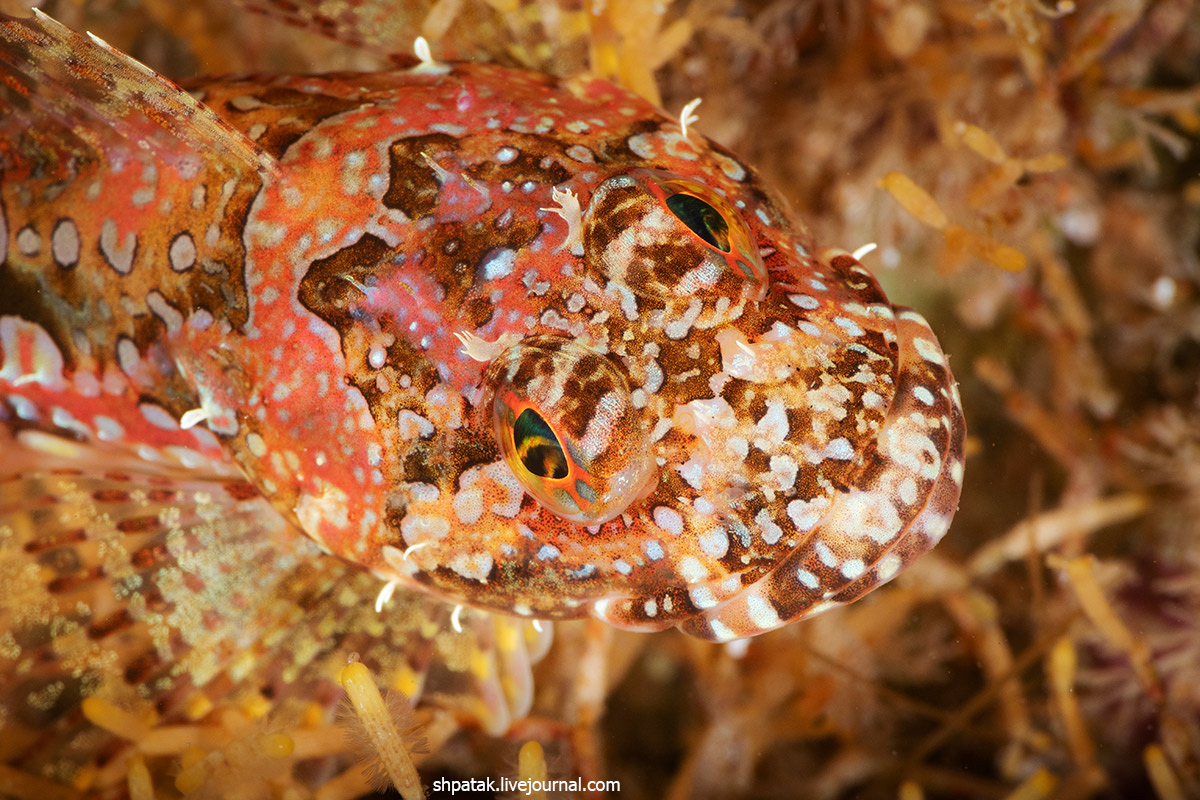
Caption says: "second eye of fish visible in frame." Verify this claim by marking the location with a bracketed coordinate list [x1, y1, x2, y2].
[665, 192, 731, 253]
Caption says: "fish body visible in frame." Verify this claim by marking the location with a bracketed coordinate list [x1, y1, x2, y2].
[0, 5, 964, 789]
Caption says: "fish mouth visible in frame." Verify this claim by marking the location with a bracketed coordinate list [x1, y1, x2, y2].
[581, 245, 966, 641]
[673, 305, 967, 641]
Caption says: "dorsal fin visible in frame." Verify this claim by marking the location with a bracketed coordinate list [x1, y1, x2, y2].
[0, 9, 277, 181]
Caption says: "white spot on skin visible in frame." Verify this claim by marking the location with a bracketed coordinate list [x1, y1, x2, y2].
[834, 316, 865, 337]
[796, 568, 820, 590]
[788, 294, 819, 310]
[138, 403, 179, 431]
[396, 409, 435, 440]
[246, 432, 268, 457]
[664, 299, 702, 340]
[798, 321, 822, 338]
[767, 455, 798, 492]
[645, 540, 664, 560]
[295, 481, 351, 542]
[753, 400, 789, 450]
[50, 407, 90, 437]
[565, 144, 594, 162]
[116, 338, 140, 377]
[653, 506, 684, 536]
[876, 553, 903, 582]
[578, 391, 626, 460]
[169, 232, 197, 272]
[484, 461, 525, 518]
[16, 226, 40, 256]
[882, 415, 941, 480]
[708, 619, 736, 642]
[146, 291, 183, 333]
[481, 248, 517, 280]
[715, 153, 746, 181]
[755, 509, 783, 545]
[51, 219, 80, 267]
[92, 417, 124, 441]
[746, 595, 781, 630]
[838, 490, 904, 544]
[449, 551, 493, 582]
[400, 512, 450, 550]
[698, 526, 729, 559]
[677, 556, 707, 583]
[690, 586, 718, 609]
[913, 385, 935, 405]
[898, 476, 918, 506]
[787, 496, 830, 532]
[100, 219, 135, 274]
[453, 476, 485, 524]
[841, 559, 865, 579]
[924, 512, 952, 544]
[950, 457, 965, 486]
[825, 438, 855, 460]
[912, 336, 944, 364]
[815, 540, 838, 569]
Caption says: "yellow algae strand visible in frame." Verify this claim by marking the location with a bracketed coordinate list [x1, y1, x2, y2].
[126, 754, 155, 800]
[1001, 768, 1058, 800]
[0, 764, 83, 800]
[1047, 637, 1095, 767]
[1144, 743, 1186, 800]
[879, 172, 948, 230]
[338, 661, 425, 800]
[81, 696, 156, 741]
[518, 740, 548, 798]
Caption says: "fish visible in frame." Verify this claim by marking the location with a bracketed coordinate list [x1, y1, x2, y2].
[0, 5, 965, 794]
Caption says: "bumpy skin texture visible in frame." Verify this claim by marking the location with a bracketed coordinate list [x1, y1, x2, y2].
[0, 8, 964, 656]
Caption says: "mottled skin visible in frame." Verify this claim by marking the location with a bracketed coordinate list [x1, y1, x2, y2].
[1, 11, 964, 648]
[0, 11, 966, 787]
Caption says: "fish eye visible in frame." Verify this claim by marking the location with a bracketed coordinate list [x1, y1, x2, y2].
[665, 193, 731, 253]
[513, 407, 568, 480]
[583, 169, 768, 300]
[486, 335, 655, 525]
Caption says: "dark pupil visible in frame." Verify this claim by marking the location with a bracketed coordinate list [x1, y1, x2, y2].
[514, 408, 569, 480]
[665, 193, 731, 252]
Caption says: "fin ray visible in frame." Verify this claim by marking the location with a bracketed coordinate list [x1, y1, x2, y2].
[0, 9, 277, 180]
[0, 430, 547, 788]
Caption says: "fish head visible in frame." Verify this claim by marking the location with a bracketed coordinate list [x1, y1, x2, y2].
[182, 65, 964, 640]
